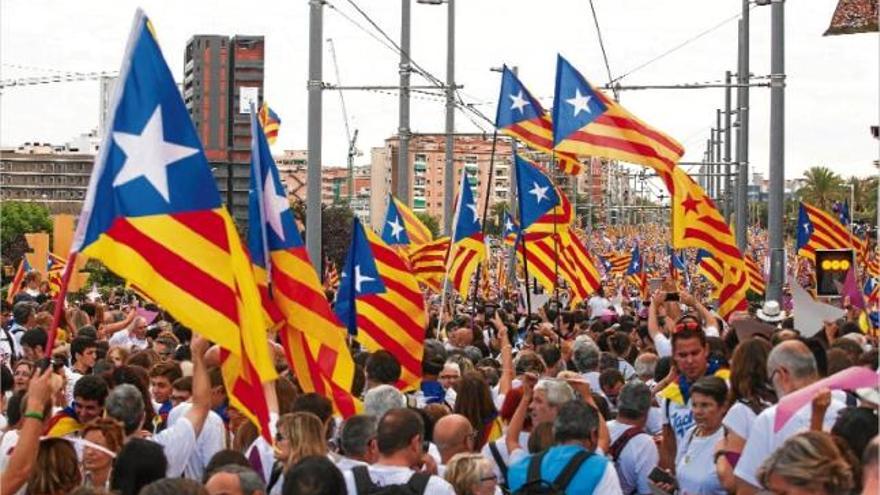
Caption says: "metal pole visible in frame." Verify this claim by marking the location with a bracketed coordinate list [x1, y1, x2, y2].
[715, 109, 723, 203]
[735, 6, 750, 253]
[707, 138, 714, 198]
[306, 0, 323, 273]
[767, 0, 785, 302]
[397, 0, 412, 204]
[506, 67, 519, 282]
[724, 71, 733, 221]
[443, 0, 455, 235]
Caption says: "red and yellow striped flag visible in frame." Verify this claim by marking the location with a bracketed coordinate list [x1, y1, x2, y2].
[409, 237, 449, 292]
[745, 255, 766, 296]
[797, 202, 864, 260]
[718, 264, 749, 321]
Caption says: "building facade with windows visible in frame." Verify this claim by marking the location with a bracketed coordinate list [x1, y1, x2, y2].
[0, 150, 94, 214]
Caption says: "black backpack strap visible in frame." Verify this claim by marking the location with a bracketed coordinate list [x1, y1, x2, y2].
[551, 450, 592, 491]
[406, 472, 432, 495]
[609, 426, 643, 461]
[352, 465, 376, 495]
[488, 440, 508, 480]
[526, 451, 548, 485]
[266, 462, 284, 493]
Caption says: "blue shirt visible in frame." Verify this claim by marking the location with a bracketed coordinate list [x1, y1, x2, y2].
[507, 444, 608, 494]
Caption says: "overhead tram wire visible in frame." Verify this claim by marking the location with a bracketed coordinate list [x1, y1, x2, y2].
[609, 5, 756, 84]
[333, 0, 495, 128]
[587, 0, 617, 99]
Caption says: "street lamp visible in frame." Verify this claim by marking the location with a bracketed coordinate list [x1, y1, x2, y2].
[417, 0, 455, 235]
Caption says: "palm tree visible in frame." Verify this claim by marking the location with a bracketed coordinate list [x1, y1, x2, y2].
[799, 166, 844, 209]
[847, 175, 877, 222]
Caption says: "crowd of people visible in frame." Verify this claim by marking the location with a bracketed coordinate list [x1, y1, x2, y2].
[0, 229, 878, 495]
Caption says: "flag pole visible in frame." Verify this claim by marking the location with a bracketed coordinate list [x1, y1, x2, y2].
[250, 104, 274, 297]
[470, 131, 498, 321]
[551, 152, 561, 331]
[44, 252, 78, 361]
[515, 160, 533, 317]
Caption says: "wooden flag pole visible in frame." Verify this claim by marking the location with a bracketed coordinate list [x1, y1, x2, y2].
[44, 252, 79, 361]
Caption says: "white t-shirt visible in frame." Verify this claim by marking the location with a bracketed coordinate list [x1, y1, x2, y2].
[588, 296, 611, 317]
[582, 371, 603, 396]
[645, 407, 663, 436]
[167, 402, 226, 480]
[652, 332, 672, 358]
[151, 415, 198, 477]
[617, 359, 636, 381]
[659, 395, 694, 454]
[64, 367, 83, 406]
[734, 398, 846, 489]
[336, 456, 369, 472]
[107, 330, 148, 351]
[675, 426, 726, 495]
[342, 464, 454, 495]
[607, 420, 658, 495]
[481, 432, 530, 484]
[722, 400, 769, 440]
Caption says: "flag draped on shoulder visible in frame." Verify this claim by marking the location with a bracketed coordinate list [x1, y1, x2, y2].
[496, 66, 582, 175]
[71, 10, 276, 433]
[551, 54, 683, 186]
[258, 102, 281, 145]
[248, 111, 359, 418]
[335, 219, 426, 391]
[447, 173, 486, 297]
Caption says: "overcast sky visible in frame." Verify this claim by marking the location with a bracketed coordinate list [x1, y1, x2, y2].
[2, 0, 878, 181]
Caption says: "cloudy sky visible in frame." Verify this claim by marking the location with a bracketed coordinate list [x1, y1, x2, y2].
[2, 0, 877, 181]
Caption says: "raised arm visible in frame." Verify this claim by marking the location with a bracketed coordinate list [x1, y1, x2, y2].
[505, 373, 536, 454]
[184, 335, 211, 436]
[1, 367, 54, 495]
[494, 313, 514, 397]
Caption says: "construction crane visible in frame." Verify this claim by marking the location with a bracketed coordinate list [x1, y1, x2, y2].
[0, 71, 118, 90]
[326, 38, 360, 204]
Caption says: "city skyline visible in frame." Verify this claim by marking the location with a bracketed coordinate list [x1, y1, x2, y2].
[1, 0, 877, 182]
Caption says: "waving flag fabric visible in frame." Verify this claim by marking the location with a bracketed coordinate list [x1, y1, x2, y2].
[382, 198, 412, 246]
[46, 252, 66, 296]
[409, 237, 450, 292]
[745, 255, 766, 296]
[71, 11, 275, 389]
[865, 277, 879, 304]
[558, 229, 601, 302]
[496, 66, 582, 175]
[551, 55, 683, 187]
[6, 258, 31, 304]
[696, 249, 723, 288]
[258, 102, 281, 145]
[526, 186, 574, 235]
[390, 195, 433, 247]
[519, 228, 599, 305]
[447, 173, 486, 297]
[669, 166, 744, 273]
[718, 264, 749, 321]
[797, 202, 863, 260]
[515, 154, 560, 229]
[503, 212, 519, 247]
[625, 246, 647, 299]
[336, 219, 426, 391]
[603, 252, 632, 275]
[248, 112, 359, 418]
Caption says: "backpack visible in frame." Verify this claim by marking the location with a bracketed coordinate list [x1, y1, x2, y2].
[351, 465, 431, 495]
[608, 426, 643, 462]
[512, 450, 592, 495]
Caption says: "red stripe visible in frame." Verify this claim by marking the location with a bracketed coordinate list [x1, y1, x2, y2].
[106, 218, 239, 323]
[566, 129, 677, 172]
[594, 113, 684, 156]
[370, 240, 413, 273]
[363, 295, 425, 345]
[682, 228, 743, 261]
[271, 268, 341, 325]
[356, 311, 421, 375]
[451, 249, 479, 290]
[696, 215, 736, 239]
[377, 269, 425, 310]
[171, 211, 230, 253]
[805, 205, 853, 242]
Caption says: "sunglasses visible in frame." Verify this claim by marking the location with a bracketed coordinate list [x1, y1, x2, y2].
[674, 320, 701, 334]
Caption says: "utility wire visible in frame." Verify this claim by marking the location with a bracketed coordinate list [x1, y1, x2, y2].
[610, 5, 755, 84]
[587, 0, 616, 99]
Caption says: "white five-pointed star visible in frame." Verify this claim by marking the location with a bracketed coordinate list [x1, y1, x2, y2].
[505, 218, 514, 233]
[263, 174, 290, 241]
[112, 105, 199, 202]
[466, 202, 480, 223]
[566, 88, 593, 118]
[354, 265, 375, 293]
[802, 223, 811, 233]
[387, 216, 404, 240]
[529, 182, 550, 203]
[509, 90, 530, 114]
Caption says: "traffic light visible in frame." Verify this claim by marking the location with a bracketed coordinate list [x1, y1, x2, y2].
[815, 249, 854, 297]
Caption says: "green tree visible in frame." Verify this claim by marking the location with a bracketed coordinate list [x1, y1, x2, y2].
[414, 212, 440, 239]
[798, 166, 844, 209]
[321, 205, 354, 271]
[848, 175, 877, 223]
[84, 259, 125, 288]
[0, 202, 52, 267]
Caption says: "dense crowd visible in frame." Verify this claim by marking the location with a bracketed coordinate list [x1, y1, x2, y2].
[0, 243, 878, 495]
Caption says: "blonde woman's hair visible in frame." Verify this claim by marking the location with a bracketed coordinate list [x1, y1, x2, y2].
[758, 431, 854, 494]
[277, 412, 328, 470]
[444, 453, 490, 495]
[27, 438, 82, 495]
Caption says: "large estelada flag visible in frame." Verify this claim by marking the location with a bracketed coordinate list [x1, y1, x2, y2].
[71, 10, 276, 425]
[447, 172, 486, 297]
[496, 66, 583, 175]
[335, 218, 426, 391]
[247, 111, 359, 418]
[551, 54, 683, 187]
[381, 195, 448, 292]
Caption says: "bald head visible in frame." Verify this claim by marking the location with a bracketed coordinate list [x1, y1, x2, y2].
[432, 414, 474, 463]
[768, 340, 818, 396]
